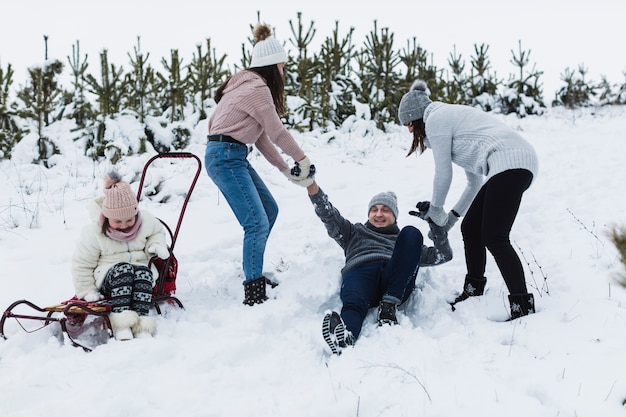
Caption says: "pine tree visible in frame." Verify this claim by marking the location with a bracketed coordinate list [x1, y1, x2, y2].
[397, 38, 444, 103]
[84, 49, 126, 117]
[500, 40, 545, 117]
[285, 12, 320, 130]
[595, 75, 616, 105]
[398, 37, 428, 87]
[0, 63, 23, 160]
[553, 64, 597, 108]
[83, 49, 127, 160]
[66, 40, 95, 128]
[316, 21, 356, 130]
[445, 45, 470, 104]
[124, 37, 159, 123]
[617, 71, 626, 104]
[15, 46, 64, 166]
[158, 49, 187, 123]
[609, 225, 626, 288]
[187, 38, 230, 120]
[356, 21, 402, 129]
[468, 43, 499, 111]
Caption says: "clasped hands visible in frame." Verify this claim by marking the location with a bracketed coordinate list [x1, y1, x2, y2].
[282, 156, 316, 187]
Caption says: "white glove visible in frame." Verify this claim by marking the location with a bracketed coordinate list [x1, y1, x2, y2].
[289, 177, 314, 188]
[281, 168, 296, 180]
[148, 243, 170, 259]
[290, 156, 314, 179]
[84, 291, 104, 302]
[423, 206, 448, 227]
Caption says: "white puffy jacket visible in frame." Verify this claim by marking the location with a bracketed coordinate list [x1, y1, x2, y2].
[71, 197, 166, 299]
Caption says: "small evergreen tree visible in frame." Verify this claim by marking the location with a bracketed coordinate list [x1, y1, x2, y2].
[83, 49, 127, 159]
[445, 45, 470, 105]
[85, 49, 127, 117]
[553, 64, 597, 108]
[316, 21, 357, 130]
[15, 53, 64, 166]
[595, 75, 616, 106]
[66, 40, 95, 128]
[158, 49, 187, 123]
[187, 38, 230, 120]
[0, 62, 24, 160]
[499, 40, 545, 117]
[124, 37, 160, 123]
[398, 37, 429, 88]
[284, 13, 319, 130]
[616, 70, 626, 104]
[608, 225, 626, 287]
[468, 43, 499, 111]
[355, 21, 402, 129]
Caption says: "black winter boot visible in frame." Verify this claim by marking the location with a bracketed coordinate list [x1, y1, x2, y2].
[507, 293, 535, 320]
[322, 311, 354, 355]
[450, 275, 487, 311]
[243, 277, 268, 306]
[377, 300, 398, 326]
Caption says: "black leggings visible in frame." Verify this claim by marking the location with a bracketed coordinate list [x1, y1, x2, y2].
[101, 262, 154, 315]
[461, 169, 533, 295]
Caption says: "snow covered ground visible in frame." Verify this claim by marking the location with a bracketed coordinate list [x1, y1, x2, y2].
[1, 106, 626, 416]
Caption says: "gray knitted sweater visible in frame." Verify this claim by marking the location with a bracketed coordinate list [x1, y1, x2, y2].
[423, 102, 539, 216]
[309, 188, 452, 275]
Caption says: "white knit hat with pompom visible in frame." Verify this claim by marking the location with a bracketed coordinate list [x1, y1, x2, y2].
[250, 23, 288, 68]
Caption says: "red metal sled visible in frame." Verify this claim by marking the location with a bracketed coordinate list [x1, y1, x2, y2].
[0, 152, 202, 351]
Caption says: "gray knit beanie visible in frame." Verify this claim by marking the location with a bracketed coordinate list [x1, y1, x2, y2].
[368, 191, 398, 220]
[398, 80, 432, 125]
[250, 23, 288, 68]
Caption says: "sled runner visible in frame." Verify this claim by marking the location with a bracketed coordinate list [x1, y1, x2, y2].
[0, 152, 202, 351]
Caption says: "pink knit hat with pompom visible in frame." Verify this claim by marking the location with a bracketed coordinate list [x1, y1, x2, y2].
[102, 171, 138, 220]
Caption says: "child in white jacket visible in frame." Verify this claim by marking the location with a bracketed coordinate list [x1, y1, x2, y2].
[71, 171, 168, 340]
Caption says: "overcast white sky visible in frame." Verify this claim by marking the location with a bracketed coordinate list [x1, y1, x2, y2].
[1, 0, 624, 98]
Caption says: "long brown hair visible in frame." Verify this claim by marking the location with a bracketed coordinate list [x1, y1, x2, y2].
[406, 118, 427, 157]
[249, 66, 286, 115]
[213, 66, 286, 116]
[214, 78, 230, 104]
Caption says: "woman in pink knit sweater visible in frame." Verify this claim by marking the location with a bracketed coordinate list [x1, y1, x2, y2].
[205, 23, 315, 306]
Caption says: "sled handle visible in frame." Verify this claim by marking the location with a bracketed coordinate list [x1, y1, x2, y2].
[136, 152, 202, 250]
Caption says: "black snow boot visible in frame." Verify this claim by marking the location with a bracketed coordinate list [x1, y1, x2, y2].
[507, 293, 535, 320]
[450, 275, 486, 311]
[322, 311, 354, 355]
[243, 277, 268, 306]
[377, 300, 398, 326]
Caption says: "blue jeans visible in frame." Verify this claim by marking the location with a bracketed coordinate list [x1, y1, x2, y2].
[205, 142, 279, 283]
[340, 226, 423, 339]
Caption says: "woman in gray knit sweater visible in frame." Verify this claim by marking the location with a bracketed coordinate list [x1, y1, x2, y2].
[398, 80, 539, 320]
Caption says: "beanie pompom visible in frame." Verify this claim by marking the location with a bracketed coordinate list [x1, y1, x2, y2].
[253, 23, 273, 43]
[103, 171, 123, 189]
[410, 79, 428, 93]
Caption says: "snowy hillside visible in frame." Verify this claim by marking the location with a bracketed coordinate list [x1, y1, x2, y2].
[1, 106, 626, 417]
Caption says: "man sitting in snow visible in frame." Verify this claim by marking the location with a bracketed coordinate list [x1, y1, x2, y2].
[302, 179, 453, 355]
